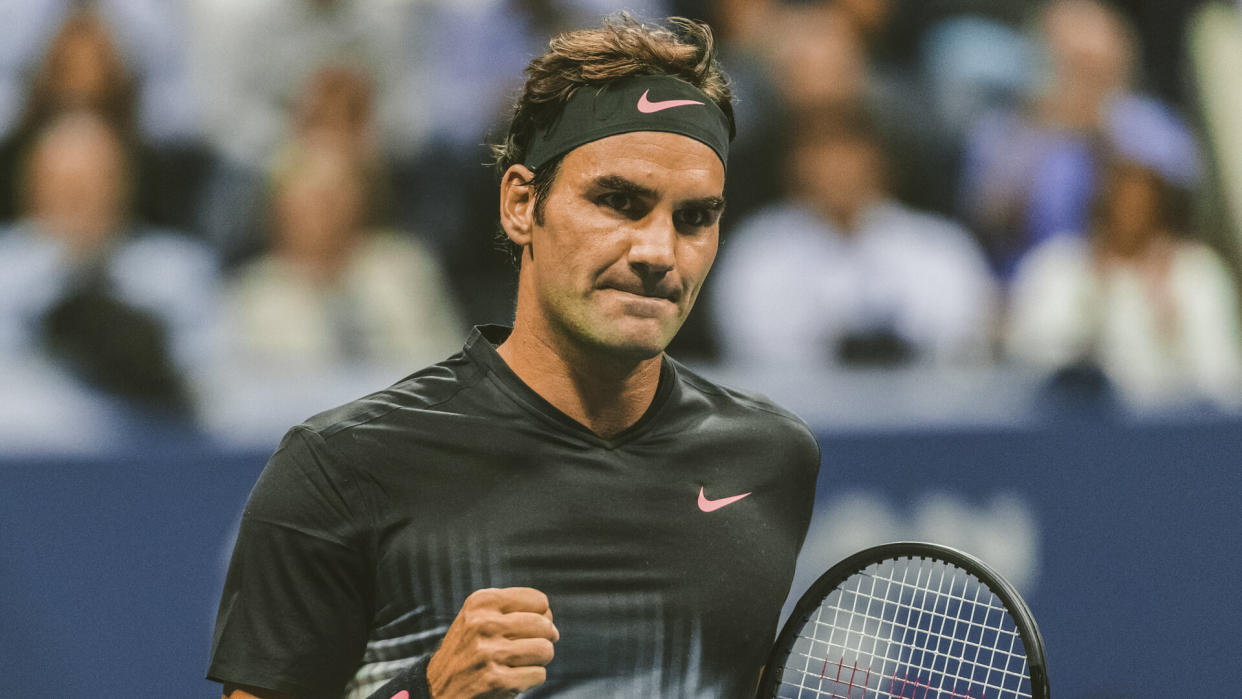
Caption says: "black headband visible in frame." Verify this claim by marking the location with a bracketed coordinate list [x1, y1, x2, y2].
[522, 75, 731, 172]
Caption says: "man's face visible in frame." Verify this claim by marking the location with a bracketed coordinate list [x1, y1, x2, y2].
[513, 131, 725, 360]
[29, 115, 128, 253]
[794, 134, 883, 230]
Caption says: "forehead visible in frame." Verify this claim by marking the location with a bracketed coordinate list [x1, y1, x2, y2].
[555, 131, 725, 196]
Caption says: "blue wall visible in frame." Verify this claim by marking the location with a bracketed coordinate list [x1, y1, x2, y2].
[3, 416, 1239, 697]
[809, 419, 1242, 698]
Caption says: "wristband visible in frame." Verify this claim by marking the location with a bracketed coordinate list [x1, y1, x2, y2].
[364, 654, 433, 699]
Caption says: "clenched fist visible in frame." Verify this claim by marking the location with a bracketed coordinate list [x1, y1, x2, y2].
[426, 587, 559, 698]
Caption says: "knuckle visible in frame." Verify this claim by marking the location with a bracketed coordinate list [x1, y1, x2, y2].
[538, 617, 560, 640]
[510, 586, 548, 609]
[466, 588, 500, 607]
[484, 664, 515, 692]
[468, 616, 500, 639]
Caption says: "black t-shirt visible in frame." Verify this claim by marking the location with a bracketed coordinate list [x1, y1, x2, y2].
[208, 326, 821, 698]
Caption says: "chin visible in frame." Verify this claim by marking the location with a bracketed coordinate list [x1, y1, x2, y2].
[590, 333, 669, 361]
[579, 320, 679, 361]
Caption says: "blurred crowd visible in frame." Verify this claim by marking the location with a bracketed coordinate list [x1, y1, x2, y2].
[4, 0, 1242, 443]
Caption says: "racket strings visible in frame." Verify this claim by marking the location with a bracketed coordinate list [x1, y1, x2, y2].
[776, 558, 1033, 699]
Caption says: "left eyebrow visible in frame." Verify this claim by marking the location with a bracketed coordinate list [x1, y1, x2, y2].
[679, 195, 726, 212]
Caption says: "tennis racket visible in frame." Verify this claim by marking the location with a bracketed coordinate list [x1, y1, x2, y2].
[757, 542, 1049, 699]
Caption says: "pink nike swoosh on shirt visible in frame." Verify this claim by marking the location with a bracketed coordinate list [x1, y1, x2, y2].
[637, 89, 705, 113]
[697, 487, 752, 512]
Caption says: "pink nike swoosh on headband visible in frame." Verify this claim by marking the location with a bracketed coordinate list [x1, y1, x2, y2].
[637, 89, 705, 113]
[697, 487, 752, 513]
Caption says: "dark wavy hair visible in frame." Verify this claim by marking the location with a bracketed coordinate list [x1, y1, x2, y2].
[490, 14, 735, 263]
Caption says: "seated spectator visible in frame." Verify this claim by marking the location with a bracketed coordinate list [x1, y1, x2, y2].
[0, 0, 202, 142]
[0, 4, 135, 224]
[186, 0, 429, 263]
[711, 112, 997, 368]
[957, 0, 1176, 281]
[0, 110, 221, 413]
[225, 138, 461, 369]
[917, 5, 1037, 140]
[1006, 99, 1242, 411]
[766, 3, 955, 217]
[0, 2, 207, 231]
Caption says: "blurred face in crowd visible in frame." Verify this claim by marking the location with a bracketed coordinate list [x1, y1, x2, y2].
[773, 7, 866, 115]
[500, 132, 725, 360]
[1040, 0, 1134, 110]
[1098, 162, 1165, 258]
[26, 112, 129, 255]
[272, 142, 366, 279]
[792, 128, 884, 233]
[42, 9, 127, 109]
[834, 0, 892, 39]
[714, 0, 777, 46]
[296, 65, 374, 146]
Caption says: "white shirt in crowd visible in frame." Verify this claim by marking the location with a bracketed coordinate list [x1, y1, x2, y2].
[712, 199, 997, 367]
[1006, 234, 1242, 410]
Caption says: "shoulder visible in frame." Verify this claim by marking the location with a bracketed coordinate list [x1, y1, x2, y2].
[251, 349, 482, 512]
[228, 255, 303, 299]
[869, 203, 988, 265]
[119, 227, 218, 264]
[353, 230, 440, 267]
[111, 228, 221, 288]
[1171, 240, 1229, 273]
[298, 349, 482, 441]
[1169, 241, 1237, 295]
[1019, 234, 1090, 276]
[716, 203, 829, 279]
[874, 202, 972, 248]
[0, 223, 64, 287]
[666, 357, 820, 455]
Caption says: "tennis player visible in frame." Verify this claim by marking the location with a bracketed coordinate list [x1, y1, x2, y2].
[208, 15, 820, 699]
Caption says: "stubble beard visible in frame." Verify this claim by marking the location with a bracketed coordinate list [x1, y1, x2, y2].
[552, 290, 688, 364]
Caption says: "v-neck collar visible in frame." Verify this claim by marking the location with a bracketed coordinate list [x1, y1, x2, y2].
[463, 325, 677, 449]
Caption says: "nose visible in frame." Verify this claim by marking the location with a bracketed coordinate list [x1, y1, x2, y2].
[628, 215, 676, 279]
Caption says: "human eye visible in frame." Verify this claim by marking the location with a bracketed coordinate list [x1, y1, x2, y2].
[674, 206, 720, 230]
[597, 191, 642, 218]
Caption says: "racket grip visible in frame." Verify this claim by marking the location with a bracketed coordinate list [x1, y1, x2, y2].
[364, 654, 432, 699]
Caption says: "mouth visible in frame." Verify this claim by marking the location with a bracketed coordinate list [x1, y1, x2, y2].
[600, 283, 681, 304]
[599, 286, 680, 319]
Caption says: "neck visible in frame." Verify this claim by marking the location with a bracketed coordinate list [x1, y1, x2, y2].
[496, 320, 664, 439]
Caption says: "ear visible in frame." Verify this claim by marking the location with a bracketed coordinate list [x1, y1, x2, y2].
[499, 164, 537, 248]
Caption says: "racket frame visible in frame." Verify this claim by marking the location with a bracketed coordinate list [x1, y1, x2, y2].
[757, 541, 1049, 699]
